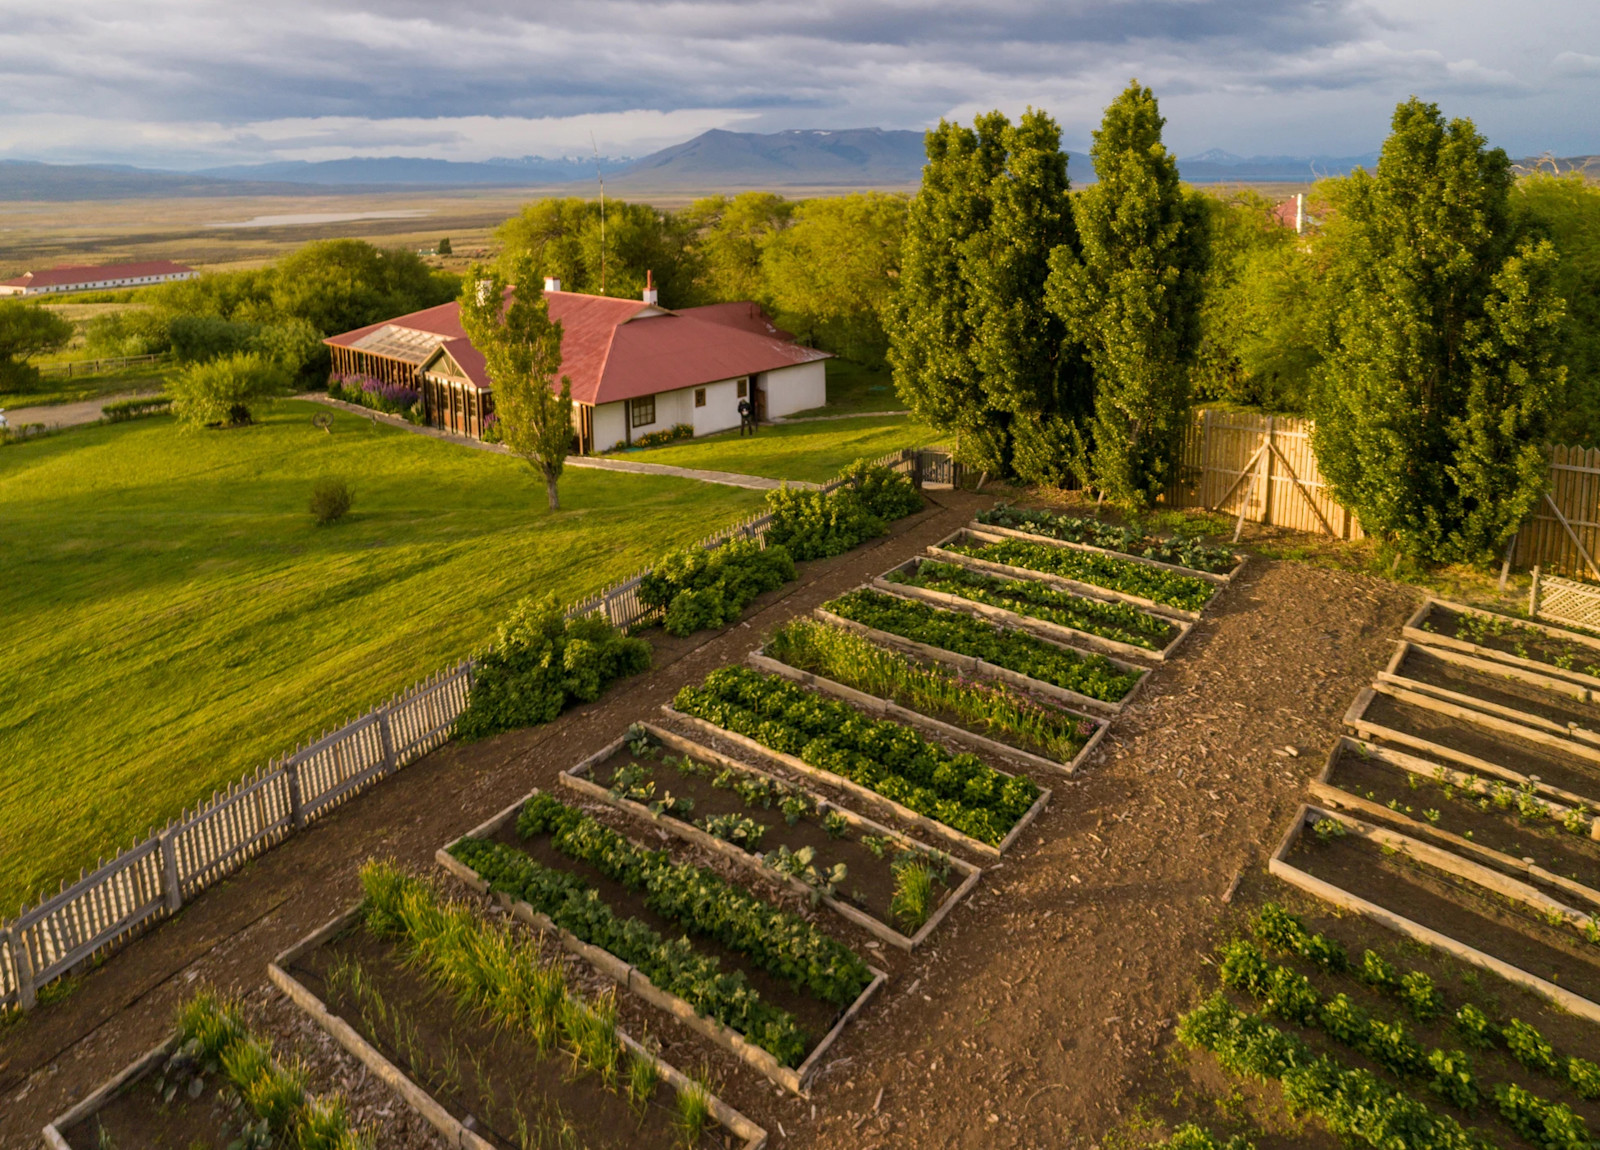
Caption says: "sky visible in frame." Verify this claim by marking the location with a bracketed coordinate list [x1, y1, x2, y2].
[0, 0, 1595, 169]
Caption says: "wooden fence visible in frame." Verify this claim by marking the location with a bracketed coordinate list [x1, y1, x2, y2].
[0, 446, 941, 1012]
[37, 353, 170, 378]
[1163, 410, 1366, 541]
[1513, 446, 1600, 582]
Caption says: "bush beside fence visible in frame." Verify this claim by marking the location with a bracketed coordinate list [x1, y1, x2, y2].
[0, 445, 947, 1013]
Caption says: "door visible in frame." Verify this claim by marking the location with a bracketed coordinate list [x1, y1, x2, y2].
[753, 373, 767, 423]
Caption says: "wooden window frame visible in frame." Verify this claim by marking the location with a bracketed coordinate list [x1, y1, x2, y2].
[630, 394, 656, 427]
[694, 387, 706, 408]
[736, 377, 748, 398]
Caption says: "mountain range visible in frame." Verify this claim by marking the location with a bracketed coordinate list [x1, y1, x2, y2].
[0, 129, 1584, 201]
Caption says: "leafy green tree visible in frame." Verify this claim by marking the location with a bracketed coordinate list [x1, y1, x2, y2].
[168, 351, 290, 427]
[891, 111, 1078, 475]
[1311, 98, 1567, 562]
[686, 192, 792, 301]
[0, 301, 73, 393]
[1516, 172, 1600, 442]
[762, 192, 907, 365]
[270, 239, 455, 335]
[458, 262, 574, 510]
[437, 237, 453, 256]
[84, 307, 172, 357]
[497, 198, 701, 304]
[1046, 81, 1209, 506]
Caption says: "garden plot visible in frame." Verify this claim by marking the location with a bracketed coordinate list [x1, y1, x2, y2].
[971, 506, 1246, 581]
[45, 993, 365, 1150]
[926, 527, 1219, 620]
[270, 864, 766, 1150]
[666, 666, 1050, 859]
[874, 556, 1183, 664]
[1405, 598, 1600, 689]
[560, 723, 980, 950]
[1181, 894, 1600, 1150]
[1310, 736, 1600, 910]
[1270, 803, 1600, 1025]
[1381, 640, 1600, 743]
[438, 790, 885, 1096]
[1345, 682, 1600, 809]
[750, 618, 1107, 775]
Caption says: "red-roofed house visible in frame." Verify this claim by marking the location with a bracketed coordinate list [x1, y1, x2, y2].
[0, 260, 197, 296]
[324, 279, 830, 454]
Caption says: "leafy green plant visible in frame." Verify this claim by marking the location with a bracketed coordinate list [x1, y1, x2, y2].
[1157, 1124, 1256, 1150]
[823, 811, 850, 838]
[457, 594, 651, 739]
[674, 1071, 714, 1147]
[697, 811, 765, 850]
[822, 587, 1143, 700]
[673, 666, 1040, 846]
[309, 477, 353, 526]
[761, 462, 919, 562]
[639, 537, 796, 637]
[944, 536, 1216, 612]
[976, 506, 1237, 573]
[766, 618, 1097, 762]
[883, 560, 1176, 650]
[762, 844, 848, 903]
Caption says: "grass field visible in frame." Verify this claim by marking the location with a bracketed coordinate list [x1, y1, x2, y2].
[0, 361, 171, 409]
[0, 401, 763, 913]
[618, 413, 944, 483]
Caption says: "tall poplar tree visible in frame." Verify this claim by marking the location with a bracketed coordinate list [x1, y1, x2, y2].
[1311, 98, 1566, 563]
[890, 110, 1081, 476]
[1046, 81, 1208, 506]
[458, 260, 574, 511]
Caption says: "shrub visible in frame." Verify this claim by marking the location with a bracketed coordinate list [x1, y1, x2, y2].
[168, 351, 290, 428]
[639, 536, 796, 637]
[457, 594, 650, 739]
[101, 395, 172, 422]
[762, 461, 921, 561]
[309, 477, 352, 525]
[628, 423, 694, 449]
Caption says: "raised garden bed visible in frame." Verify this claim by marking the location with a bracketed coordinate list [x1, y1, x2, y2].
[1382, 640, 1600, 744]
[1346, 683, 1600, 810]
[667, 666, 1050, 859]
[438, 791, 885, 1096]
[927, 527, 1218, 620]
[1270, 803, 1600, 1026]
[1311, 735, 1600, 909]
[1405, 598, 1600, 690]
[970, 508, 1245, 581]
[875, 556, 1183, 662]
[560, 723, 981, 950]
[749, 626, 1106, 775]
[270, 873, 766, 1150]
[46, 993, 366, 1150]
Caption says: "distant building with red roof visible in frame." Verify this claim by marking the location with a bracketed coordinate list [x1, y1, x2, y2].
[324, 278, 830, 453]
[0, 260, 197, 297]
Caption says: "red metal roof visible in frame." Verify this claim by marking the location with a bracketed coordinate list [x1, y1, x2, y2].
[0, 260, 195, 289]
[326, 289, 829, 405]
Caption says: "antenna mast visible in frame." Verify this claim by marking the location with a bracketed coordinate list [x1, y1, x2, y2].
[591, 133, 606, 295]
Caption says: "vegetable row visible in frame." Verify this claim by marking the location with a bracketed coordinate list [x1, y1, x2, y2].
[943, 536, 1216, 613]
[975, 506, 1237, 574]
[673, 666, 1040, 847]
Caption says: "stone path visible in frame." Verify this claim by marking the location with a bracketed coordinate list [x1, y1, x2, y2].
[303, 393, 818, 490]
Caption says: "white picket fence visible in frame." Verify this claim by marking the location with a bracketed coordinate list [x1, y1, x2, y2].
[0, 445, 941, 1011]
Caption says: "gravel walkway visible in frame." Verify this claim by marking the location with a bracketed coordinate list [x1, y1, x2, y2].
[1, 391, 160, 430]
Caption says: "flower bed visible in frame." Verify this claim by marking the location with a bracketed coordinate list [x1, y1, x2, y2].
[670, 666, 1046, 855]
[47, 993, 366, 1150]
[933, 529, 1217, 616]
[561, 723, 981, 949]
[824, 586, 1147, 700]
[328, 373, 422, 420]
[762, 617, 1102, 768]
[442, 791, 882, 1092]
[881, 557, 1181, 656]
[975, 505, 1241, 577]
[269, 863, 764, 1149]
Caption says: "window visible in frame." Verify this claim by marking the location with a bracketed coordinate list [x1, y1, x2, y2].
[694, 387, 706, 408]
[736, 378, 748, 398]
[630, 395, 656, 427]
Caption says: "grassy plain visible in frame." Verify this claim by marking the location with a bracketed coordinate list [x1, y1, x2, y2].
[0, 401, 763, 912]
[0, 361, 170, 409]
[619, 413, 944, 483]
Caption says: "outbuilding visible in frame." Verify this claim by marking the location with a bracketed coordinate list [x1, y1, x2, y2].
[323, 279, 829, 453]
[0, 260, 198, 297]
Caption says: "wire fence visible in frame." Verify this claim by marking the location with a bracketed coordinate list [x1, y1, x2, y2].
[0, 444, 946, 1012]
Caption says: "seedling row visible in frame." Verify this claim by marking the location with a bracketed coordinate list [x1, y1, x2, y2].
[971, 506, 1245, 580]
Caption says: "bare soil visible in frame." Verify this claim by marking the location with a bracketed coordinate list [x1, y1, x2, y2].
[1365, 693, 1600, 797]
[1422, 602, 1600, 677]
[0, 492, 1432, 1150]
[1394, 644, 1600, 731]
[582, 739, 959, 934]
[1327, 744, 1600, 894]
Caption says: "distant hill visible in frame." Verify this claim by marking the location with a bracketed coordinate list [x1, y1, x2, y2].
[195, 155, 630, 186]
[0, 159, 303, 200]
[609, 129, 931, 188]
[1174, 150, 1379, 183]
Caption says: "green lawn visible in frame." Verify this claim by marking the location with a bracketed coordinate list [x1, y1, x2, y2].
[0, 361, 171, 409]
[0, 402, 763, 913]
[786, 358, 905, 418]
[618, 414, 945, 483]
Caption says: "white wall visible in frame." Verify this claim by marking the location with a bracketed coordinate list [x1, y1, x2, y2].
[762, 360, 827, 418]
[592, 401, 627, 452]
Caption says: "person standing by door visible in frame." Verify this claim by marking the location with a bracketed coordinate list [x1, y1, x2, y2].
[737, 395, 755, 436]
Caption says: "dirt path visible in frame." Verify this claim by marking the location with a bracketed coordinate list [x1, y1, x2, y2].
[1, 391, 159, 429]
[0, 499, 1420, 1149]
